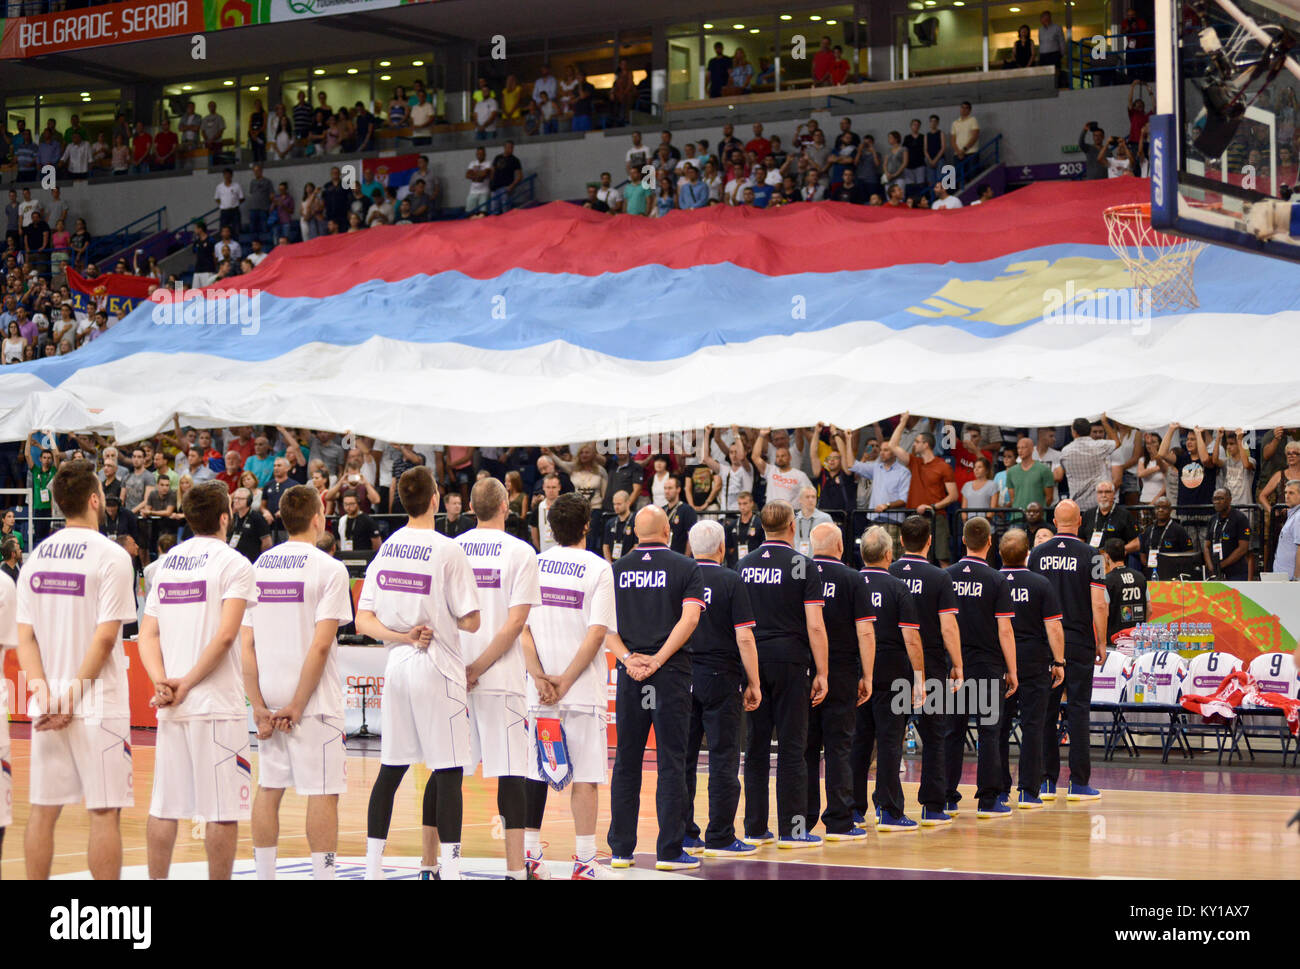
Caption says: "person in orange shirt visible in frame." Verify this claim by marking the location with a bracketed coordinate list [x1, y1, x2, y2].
[888, 413, 958, 565]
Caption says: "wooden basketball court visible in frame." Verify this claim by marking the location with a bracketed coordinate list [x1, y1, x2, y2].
[4, 730, 1297, 880]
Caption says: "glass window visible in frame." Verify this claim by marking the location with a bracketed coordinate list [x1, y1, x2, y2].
[310, 59, 386, 117]
[705, 18, 775, 95]
[900, 4, 984, 76]
[989, 2, 1035, 69]
[36, 88, 120, 141]
[776, 5, 855, 88]
[668, 33, 700, 102]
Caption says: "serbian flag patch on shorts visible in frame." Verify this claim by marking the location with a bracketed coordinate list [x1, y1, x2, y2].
[534, 717, 574, 792]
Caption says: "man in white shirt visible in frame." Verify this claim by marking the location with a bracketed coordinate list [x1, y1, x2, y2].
[139, 481, 258, 880]
[455, 477, 541, 880]
[356, 466, 481, 881]
[473, 95, 500, 140]
[752, 429, 815, 504]
[532, 64, 558, 107]
[179, 100, 202, 149]
[241, 485, 354, 880]
[1038, 10, 1067, 84]
[465, 146, 492, 214]
[16, 459, 137, 880]
[932, 181, 963, 209]
[701, 428, 754, 512]
[596, 170, 623, 212]
[410, 92, 435, 141]
[1054, 416, 1119, 512]
[531, 473, 561, 552]
[520, 492, 617, 880]
[1032, 428, 1064, 469]
[950, 101, 980, 164]
[214, 167, 245, 235]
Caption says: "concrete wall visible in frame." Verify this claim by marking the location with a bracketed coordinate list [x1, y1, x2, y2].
[16, 84, 1133, 239]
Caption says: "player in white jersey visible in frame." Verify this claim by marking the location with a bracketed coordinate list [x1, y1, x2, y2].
[519, 493, 618, 880]
[0, 569, 17, 866]
[14, 460, 138, 879]
[456, 476, 540, 880]
[357, 466, 481, 880]
[138, 481, 257, 880]
[241, 485, 354, 880]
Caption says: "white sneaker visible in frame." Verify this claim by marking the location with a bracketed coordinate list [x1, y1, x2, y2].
[525, 855, 552, 880]
[572, 857, 619, 880]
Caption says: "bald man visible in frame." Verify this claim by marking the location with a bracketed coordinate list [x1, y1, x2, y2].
[804, 522, 875, 840]
[606, 505, 706, 871]
[1027, 499, 1107, 801]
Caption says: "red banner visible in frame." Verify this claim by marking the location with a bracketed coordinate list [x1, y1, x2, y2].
[0, 0, 202, 59]
[5, 640, 159, 728]
[67, 267, 157, 321]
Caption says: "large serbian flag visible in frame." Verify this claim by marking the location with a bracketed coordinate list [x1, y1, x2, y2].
[66, 268, 157, 322]
[2, 179, 1300, 442]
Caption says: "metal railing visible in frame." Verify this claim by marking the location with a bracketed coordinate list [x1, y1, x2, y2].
[86, 207, 166, 267]
[1066, 29, 1156, 89]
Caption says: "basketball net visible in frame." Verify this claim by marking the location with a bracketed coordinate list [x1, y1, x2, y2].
[1104, 202, 1207, 310]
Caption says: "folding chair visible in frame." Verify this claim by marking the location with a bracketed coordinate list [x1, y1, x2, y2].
[1174, 652, 1244, 764]
[1088, 651, 1133, 760]
[1115, 651, 1189, 762]
[1232, 653, 1300, 765]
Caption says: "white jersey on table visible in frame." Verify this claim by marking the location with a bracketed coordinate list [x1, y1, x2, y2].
[17, 528, 136, 718]
[526, 544, 615, 711]
[357, 525, 479, 686]
[455, 528, 541, 694]
[244, 541, 354, 718]
[144, 535, 257, 721]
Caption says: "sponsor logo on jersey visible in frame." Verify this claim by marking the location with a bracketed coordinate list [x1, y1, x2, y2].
[375, 570, 432, 594]
[158, 580, 206, 604]
[28, 572, 86, 596]
[540, 586, 585, 609]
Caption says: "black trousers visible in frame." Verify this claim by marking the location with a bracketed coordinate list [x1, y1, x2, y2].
[607, 662, 692, 862]
[850, 696, 876, 816]
[1000, 664, 1050, 797]
[804, 669, 859, 834]
[743, 661, 810, 840]
[870, 652, 912, 818]
[683, 667, 744, 848]
[941, 699, 968, 806]
[964, 664, 1007, 808]
[1043, 648, 1095, 788]
[917, 650, 951, 811]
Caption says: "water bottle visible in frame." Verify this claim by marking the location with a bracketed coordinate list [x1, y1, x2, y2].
[905, 722, 917, 753]
[1132, 643, 1145, 703]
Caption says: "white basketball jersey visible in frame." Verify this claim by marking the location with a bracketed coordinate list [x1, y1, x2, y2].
[526, 544, 615, 711]
[1247, 651, 1300, 698]
[357, 525, 479, 686]
[455, 529, 541, 695]
[1186, 651, 1243, 693]
[145, 535, 257, 721]
[244, 541, 354, 718]
[17, 528, 136, 718]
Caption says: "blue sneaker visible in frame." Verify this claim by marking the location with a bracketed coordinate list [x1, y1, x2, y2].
[920, 807, 953, 826]
[777, 833, 823, 849]
[610, 856, 636, 869]
[977, 802, 1013, 819]
[944, 800, 961, 816]
[875, 811, 918, 832]
[823, 827, 869, 842]
[1017, 791, 1045, 811]
[1039, 780, 1057, 801]
[741, 830, 776, 846]
[996, 793, 1010, 807]
[852, 810, 866, 826]
[702, 838, 758, 857]
[682, 835, 706, 856]
[655, 851, 701, 871]
[1067, 783, 1101, 801]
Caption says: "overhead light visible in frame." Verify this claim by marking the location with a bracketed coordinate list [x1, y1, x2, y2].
[780, 14, 792, 20]
[379, 60, 391, 67]
[923, 2, 936, 5]
[810, 14, 822, 21]
[347, 68, 358, 74]
[249, 85, 260, 92]
[222, 79, 234, 85]
[181, 84, 193, 91]
[908, 2, 923, 8]
[703, 22, 714, 29]
[314, 68, 325, 75]
[952, 2, 963, 5]
[749, 28, 760, 33]
[412, 59, 424, 66]
[732, 23, 744, 29]
[1009, 5, 1020, 9]
[826, 18, 837, 24]
[81, 96, 91, 102]
[79, 91, 89, 97]
[380, 74, 391, 81]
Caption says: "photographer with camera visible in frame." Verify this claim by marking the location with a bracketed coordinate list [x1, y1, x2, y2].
[1079, 122, 1108, 180]
[1102, 134, 1137, 178]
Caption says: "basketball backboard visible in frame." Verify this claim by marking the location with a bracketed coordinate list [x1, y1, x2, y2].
[1151, 0, 1300, 260]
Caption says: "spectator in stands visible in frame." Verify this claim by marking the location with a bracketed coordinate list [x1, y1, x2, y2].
[951, 102, 980, 169]
[1272, 481, 1300, 578]
[474, 88, 500, 140]
[1054, 416, 1118, 512]
[1012, 24, 1035, 67]
[110, 134, 129, 176]
[466, 147, 492, 215]
[410, 90, 435, 144]
[1127, 81, 1152, 152]
[321, 167, 349, 229]
[292, 91, 314, 155]
[60, 129, 91, 180]
[190, 222, 217, 287]
[179, 101, 201, 152]
[216, 225, 242, 265]
[1259, 440, 1300, 507]
[830, 169, 867, 203]
[885, 182, 907, 207]
[746, 123, 771, 162]
[1209, 428, 1255, 506]
[1077, 122, 1108, 179]
[1038, 10, 1067, 86]
[932, 181, 962, 209]
[707, 42, 732, 98]
[812, 35, 836, 86]
[1204, 487, 1251, 579]
[299, 182, 325, 240]
[677, 164, 709, 210]
[612, 60, 638, 123]
[247, 97, 267, 162]
[37, 124, 62, 172]
[726, 48, 754, 95]
[201, 101, 226, 157]
[214, 168, 245, 236]
[595, 171, 622, 212]
[626, 131, 651, 170]
[854, 134, 883, 199]
[1104, 136, 1136, 177]
[150, 118, 177, 171]
[557, 66, 579, 118]
[489, 141, 522, 212]
[622, 163, 653, 216]
[532, 63, 558, 109]
[571, 76, 595, 132]
[23, 211, 50, 281]
[971, 184, 996, 204]
[1081, 480, 1140, 555]
[130, 121, 152, 175]
[888, 413, 957, 564]
[903, 119, 926, 195]
[653, 174, 677, 216]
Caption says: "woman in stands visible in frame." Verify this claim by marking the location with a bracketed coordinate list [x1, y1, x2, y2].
[111, 135, 130, 176]
[248, 97, 267, 163]
[961, 456, 1000, 520]
[501, 75, 524, 122]
[505, 471, 529, 520]
[883, 130, 907, 193]
[50, 220, 71, 279]
[69, 218, 90, 271]
[300, 182, 324, 241]
[1138, 432, 1168, 504]
[239, 470, 264, 512]
[1259, 442, 1300, 508]
[727, 48, 754, 94]
[559, 64, 580, 119]
[338, 107, 357, 152]
[703, 159, 723, 204]
[2, 321, 24, 364]
[388, 86, 410, 128]
[653, 174, 677, 218]
[1013, 24, 1035, 68]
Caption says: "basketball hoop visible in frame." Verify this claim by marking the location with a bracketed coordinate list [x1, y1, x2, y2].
[1104, 202, 1208, 310]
